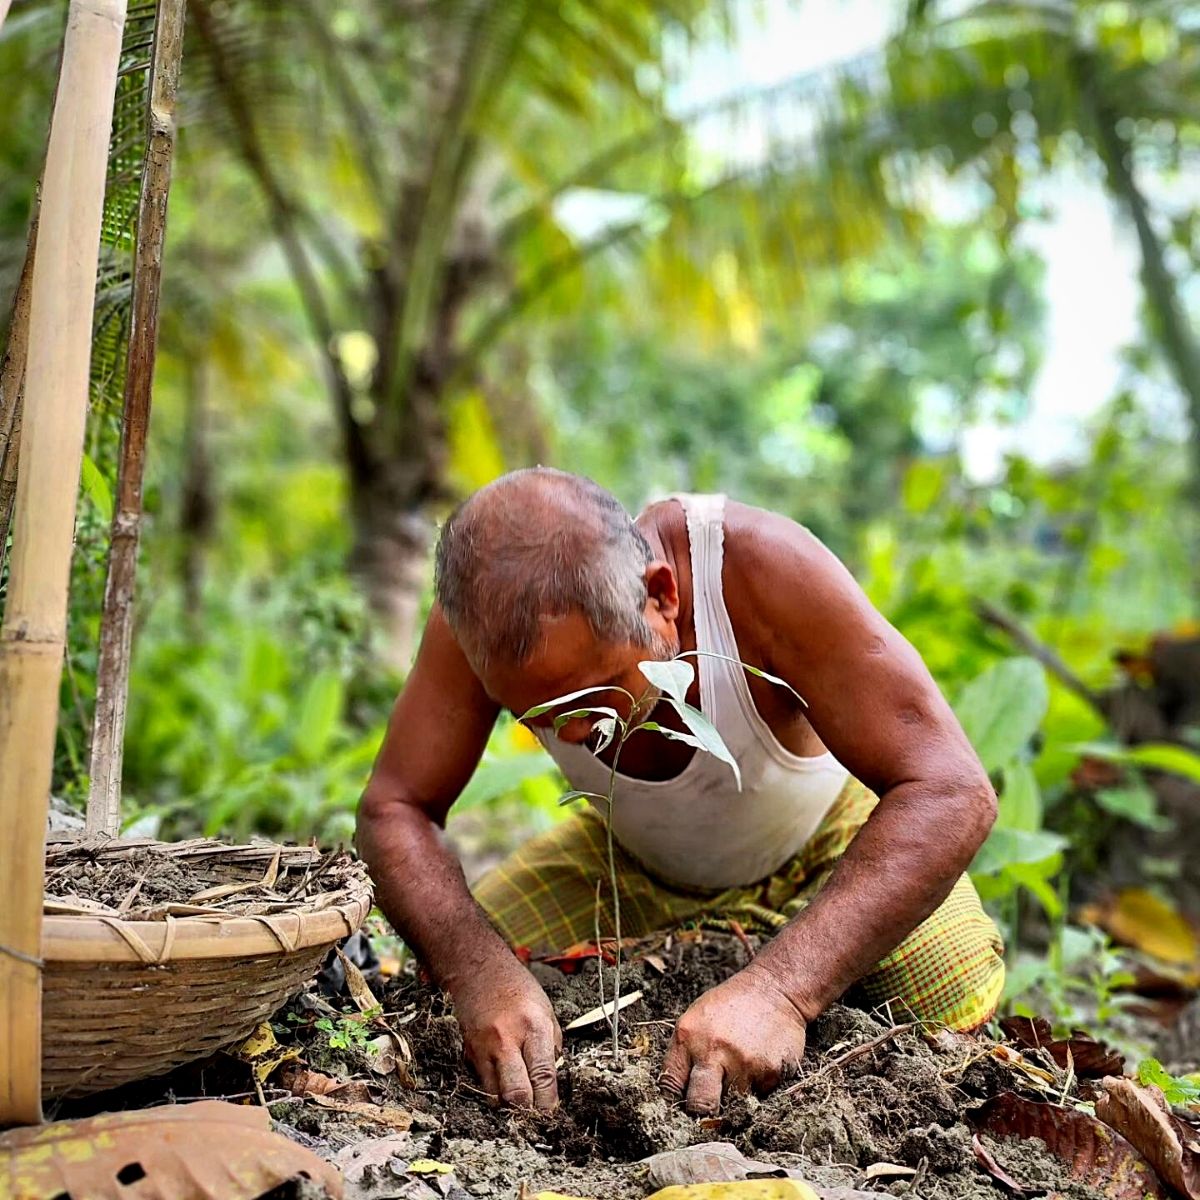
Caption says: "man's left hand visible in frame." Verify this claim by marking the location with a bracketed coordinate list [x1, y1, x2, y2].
[658, 963, 808, 1115]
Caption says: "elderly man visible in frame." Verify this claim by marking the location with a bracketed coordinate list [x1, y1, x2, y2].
[357, 468, 1004, 1117]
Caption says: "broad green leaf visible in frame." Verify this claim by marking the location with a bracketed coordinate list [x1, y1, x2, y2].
[80, 452, 113, 524]
[1004, 861, 1063, 919]
[997, 760, 1041, 832]
[970, 827, 1067, 876]
[293, 670, 344, 762]
[638, 658, 694, 703]
[954, 657, 1048, 773]
[662, 698, 741, 789]
[459, 753, 559, 809]
[902, 459, 946, 515]
[558, 788, 607, 807]
[1095, 783, 1171, 831]
[1073, 742, 1200, 786]
[522, 685, 634, 721]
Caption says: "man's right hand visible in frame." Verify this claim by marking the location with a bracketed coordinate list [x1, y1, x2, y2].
[452, 951, 562, 1111]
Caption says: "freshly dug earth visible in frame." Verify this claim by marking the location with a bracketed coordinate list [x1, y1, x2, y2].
[271, 934, 1100, 1200]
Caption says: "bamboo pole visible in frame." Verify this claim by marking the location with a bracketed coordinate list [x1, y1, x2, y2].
[0, 206, 38, 565]
[0, 1, 12, 35]
[87, 0, 186, 837]
[0, 0, 128, 1126]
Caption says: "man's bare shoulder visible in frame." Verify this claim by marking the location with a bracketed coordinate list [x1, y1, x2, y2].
[722, 500, 841, 590]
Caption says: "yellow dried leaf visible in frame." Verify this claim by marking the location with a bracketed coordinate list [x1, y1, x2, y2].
[409, 1159, 454, 1174]
[231, 1021, 301, 1084]
[1080, 889, 1198, 966]
[649, 1183, 820, 1199]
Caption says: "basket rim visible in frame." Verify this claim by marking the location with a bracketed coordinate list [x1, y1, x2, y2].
[42, 880, 373, 965]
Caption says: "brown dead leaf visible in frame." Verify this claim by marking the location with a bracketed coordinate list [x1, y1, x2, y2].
[970, 1091, 1167, 1200]
[337, 946, 384, 1014]
[1079, 889, 1199, 967]
[1000, 1017, 1125, 1077]
[311, 1092, 414, 1130]
[643, 1143, 788, 1187]
[280, 1063, 346, 1096]
[1095, 1077, 1200, 1199]
[0, 1099, 342, 1199]
[972, 1133, 1034, 1193]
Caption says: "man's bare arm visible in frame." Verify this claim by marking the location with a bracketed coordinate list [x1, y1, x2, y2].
[737, 508, 997, 1019]
[356, 607, 562, 1109]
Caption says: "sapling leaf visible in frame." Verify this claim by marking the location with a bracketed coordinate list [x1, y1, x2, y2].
[676, 650, 806, 705]
[521, 685, 634, 721]
[558, 789, 608, 807]
[552, 706, 620, 732]
[638, 658, 695, 704]
[663, 697, 742, 789]
[636, 714, 741, 790]
[593, 716, 618, 754]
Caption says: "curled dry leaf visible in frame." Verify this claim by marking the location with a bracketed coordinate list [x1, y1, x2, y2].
[0, 1099, 342, 1199]
[970, 1090, 1167, 1200]
[643, 1142, 788, 1187]
[999, 1016, 1125, 1078]
[863, 1163, 917, 1181]
[1095, 1077, 1200, 1199]
[971, 1133, 1034, 1193]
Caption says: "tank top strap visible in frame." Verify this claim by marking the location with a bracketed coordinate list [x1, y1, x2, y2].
[670, 493, 753, 735]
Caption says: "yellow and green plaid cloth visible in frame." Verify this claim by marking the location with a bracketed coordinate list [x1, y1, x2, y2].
[473, 776, 1005, 1031]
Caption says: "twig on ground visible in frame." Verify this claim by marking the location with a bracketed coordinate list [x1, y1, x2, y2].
[729, 919, 756, 959]
[785, 1022, 915, 1094]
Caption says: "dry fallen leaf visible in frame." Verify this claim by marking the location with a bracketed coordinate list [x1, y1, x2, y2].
[1079, 889, 1199, 967]
[999, 1016, 1125, 1078]
[647, 1183, 820, 1199]
[311, 1092, 414, 1130]
[862, 1163, 917, 1181]
[1095, 1077, 1200, 1199]
[643, 1143, 788, 1188]
[970, 1090, 1167, 1200]
[231, 1020, 302, 1084]
[0, 1099, 342, 1199]
[564, 990, 644, 1032]
[971, 1133, 1034, 1193]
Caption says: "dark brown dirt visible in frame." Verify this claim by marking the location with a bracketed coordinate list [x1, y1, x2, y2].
[263, 933, 1104, 1200]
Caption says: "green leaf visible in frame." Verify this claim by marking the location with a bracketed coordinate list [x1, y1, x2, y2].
[552, 706, 620, 731]
[1073, 742, 1200, 786]
[79, 452, 114, 524]
[522, 685, 634, 721]
[459, 753, 559, 809]
[997, 760, 1041, 832]
[677, 650, 806, 705]
[660, 698, 741, 788]
[293, 670, 344, 762]
[954, 657, 1048, 773]
[557, 788, 607, 807]
[970, 827, 1067, 876]
[902, 459, 946, 515]
[1095, 783, 1171, 831]
[638, 658, 694, 703]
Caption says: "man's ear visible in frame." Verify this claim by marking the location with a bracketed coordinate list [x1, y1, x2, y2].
[645, 561, 679, 622]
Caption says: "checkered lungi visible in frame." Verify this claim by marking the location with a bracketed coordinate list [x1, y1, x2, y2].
[473, 776, 1005, 1031]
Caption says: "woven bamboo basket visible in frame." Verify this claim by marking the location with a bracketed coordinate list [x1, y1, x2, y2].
[39, 837, 372, 1100]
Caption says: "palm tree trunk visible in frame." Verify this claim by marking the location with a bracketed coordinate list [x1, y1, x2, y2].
[87, 0, 186, 837]
[0, 0, 128, 1126]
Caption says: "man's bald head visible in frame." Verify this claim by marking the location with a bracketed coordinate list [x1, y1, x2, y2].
[434, 468, 655, 670]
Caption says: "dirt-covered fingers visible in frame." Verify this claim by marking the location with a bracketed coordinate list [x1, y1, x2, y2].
[522, 1028, 561, 1111]
[684, 1061, 726, 1116]
[493, 1050, 536, 1109]
[658, 1036, 690, 1098]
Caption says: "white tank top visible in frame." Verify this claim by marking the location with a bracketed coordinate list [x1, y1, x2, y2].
[537, 493, 849, 890]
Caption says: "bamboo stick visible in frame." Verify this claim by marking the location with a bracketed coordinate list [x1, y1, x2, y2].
[0, 206, 37, 566]
[0, 0, 128, 1126]
[87, 0, 187, 837]
[0, 1, 12, 35]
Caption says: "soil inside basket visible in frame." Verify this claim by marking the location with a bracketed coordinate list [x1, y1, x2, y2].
[249, 932, 1101, 1200]
[43, 839, 356, 919]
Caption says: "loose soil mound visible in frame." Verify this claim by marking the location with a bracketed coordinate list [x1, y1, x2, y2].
[270, 933, 1095, 1200]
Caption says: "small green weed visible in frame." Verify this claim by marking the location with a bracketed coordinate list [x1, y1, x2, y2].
[1137, 1058, 1200, 1107]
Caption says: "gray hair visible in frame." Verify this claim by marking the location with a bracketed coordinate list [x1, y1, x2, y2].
[434, 468, 655, 668]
